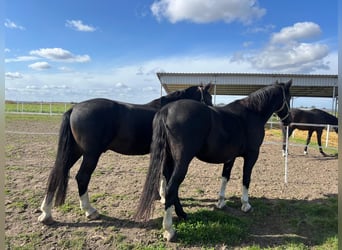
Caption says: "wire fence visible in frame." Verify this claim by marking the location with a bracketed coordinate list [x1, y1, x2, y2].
[5, 101, 74, 115]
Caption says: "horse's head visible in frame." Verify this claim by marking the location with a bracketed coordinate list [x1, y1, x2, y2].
[275, 79, 292, 126]
[334, 126, 338, 134]
[195, 83, 214, 106]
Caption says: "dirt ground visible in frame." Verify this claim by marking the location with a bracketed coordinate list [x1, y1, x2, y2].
[5, 115, 338, 249]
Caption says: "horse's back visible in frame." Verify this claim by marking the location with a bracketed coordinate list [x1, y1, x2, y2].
[70, 98, 155, 154]
[291, 108, 337, 125]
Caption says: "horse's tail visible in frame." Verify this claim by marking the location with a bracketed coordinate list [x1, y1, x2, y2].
[45, 108, 77, 206]
[135, 110, 169, 221]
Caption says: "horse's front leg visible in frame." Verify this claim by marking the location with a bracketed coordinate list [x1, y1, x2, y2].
[217, 159, 235, 209]
[79, 191, 99, 219]
[241, 153, 259, 213]
[304, 130, 313, 155]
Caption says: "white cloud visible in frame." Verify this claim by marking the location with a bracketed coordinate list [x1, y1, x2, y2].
[249, 43, 329, 72]
[270, 22, 321, 44]
[30, 48, 91, 63]
[28, 61, 51, 70]
[151, 0, 265, 24]
[65, 20, 96, 32]
[234, 22, 332, 73]
[5, 56, 39, 63]
[115, 82, 129, 89]
[5, 72, 23, 79]
[4, 19, 25, 30]
[245, 24, 275, 34]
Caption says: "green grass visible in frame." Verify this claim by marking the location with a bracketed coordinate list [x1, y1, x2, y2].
[5, 113, 63, 122]
[175, 209, 248, 247]
[5, 101, 74, 114]
[166, 195, 337, 249]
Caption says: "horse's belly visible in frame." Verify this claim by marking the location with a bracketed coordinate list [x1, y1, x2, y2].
[108, 140, 150, 155]
[196, 143, 240, 164]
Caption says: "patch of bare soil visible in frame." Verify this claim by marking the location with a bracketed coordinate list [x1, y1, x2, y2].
[5, 116, 337, 249]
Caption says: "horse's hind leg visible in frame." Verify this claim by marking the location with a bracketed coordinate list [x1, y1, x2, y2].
[163, 160, 190, 241]
[160, 154, 174, 204]
[304, 130, 313, 155]
[38, 150, 81, 224]
[217, 159, 235, 209]
[316, 129, 327, 156]
[76, 153, 101, 220]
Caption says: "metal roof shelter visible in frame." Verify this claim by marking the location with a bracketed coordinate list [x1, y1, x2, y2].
[157, 72, 338, 98]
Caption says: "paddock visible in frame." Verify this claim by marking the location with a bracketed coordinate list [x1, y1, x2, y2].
[5, 113, 337, 249]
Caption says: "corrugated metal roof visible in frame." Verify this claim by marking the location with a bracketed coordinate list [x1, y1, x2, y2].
[157, 72, 338, 98]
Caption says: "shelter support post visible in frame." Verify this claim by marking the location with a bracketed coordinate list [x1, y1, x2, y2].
[284, 126, 289, 184]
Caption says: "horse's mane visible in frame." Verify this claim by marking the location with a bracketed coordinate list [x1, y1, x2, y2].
[146, 86, 198, 109]
[243, 83, 281, 112]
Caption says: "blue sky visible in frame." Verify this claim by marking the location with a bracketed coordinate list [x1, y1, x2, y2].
[4, 0, 338, 107]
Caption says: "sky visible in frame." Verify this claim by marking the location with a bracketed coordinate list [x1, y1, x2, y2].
[4, 0, 338, 108]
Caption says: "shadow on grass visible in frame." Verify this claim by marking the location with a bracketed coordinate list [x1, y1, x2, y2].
[48, 194, 337, 248]
[177, 194, 337, 248]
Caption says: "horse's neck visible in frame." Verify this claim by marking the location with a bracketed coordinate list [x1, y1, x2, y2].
[146, 93, 185, 109]
[240, 98, 276, 123]
[146, 98, 162, 109]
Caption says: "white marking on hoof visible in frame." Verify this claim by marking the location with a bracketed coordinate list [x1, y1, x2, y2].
[159, 176, 166, 204]
[282, 150, 287, 157]
[80, 191, 98, 219]
[241, 185, 251, 213]
[160, 197, 166, 205]
[217, 177, 228, 209]
[163, 206, 176, 242]
[304, 151, 308, 155]
[241, 203, 252, 213]
[38, 196, 54, 224]
[163, 228, 176, 242]
[38, 213, 55, 225]
[216, 196, 226, 209]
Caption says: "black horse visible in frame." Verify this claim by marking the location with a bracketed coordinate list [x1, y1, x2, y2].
[135, 80, 292, 241]
[281, 108, 338, 157]
[38, 84, 213, 225]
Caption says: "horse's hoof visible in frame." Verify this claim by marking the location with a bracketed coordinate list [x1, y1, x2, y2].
[87, 210, 100, 220]
[38, 214, 55, 225]
[241, 203, 252, 213]
[163, 229, 176, 242]
[217, 198, 226, 209]
[176, 212, 187, 221]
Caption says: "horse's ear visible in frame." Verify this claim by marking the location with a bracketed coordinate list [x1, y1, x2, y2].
[286, 79, 293, 88]
[204, 82, 214, 92]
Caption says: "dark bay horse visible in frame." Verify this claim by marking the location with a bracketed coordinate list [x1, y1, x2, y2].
[135, 80, 292, 241]
[282, 108, 338, 156]
[38, 84, 213, 225]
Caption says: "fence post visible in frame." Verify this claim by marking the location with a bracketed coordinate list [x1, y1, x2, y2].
[325, 125, 330, 148]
